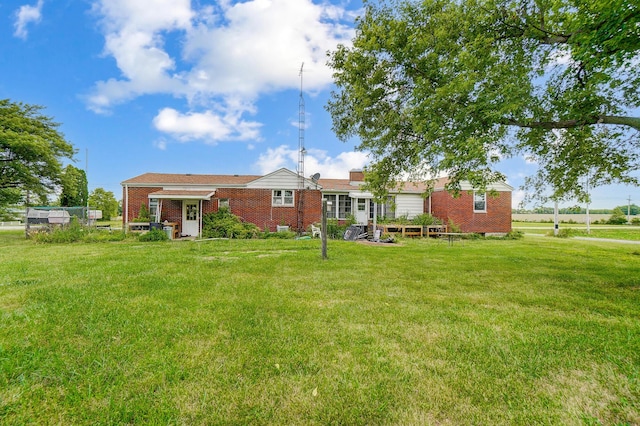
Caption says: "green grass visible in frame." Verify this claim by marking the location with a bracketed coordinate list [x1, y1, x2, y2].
[1, 231, 639, 424]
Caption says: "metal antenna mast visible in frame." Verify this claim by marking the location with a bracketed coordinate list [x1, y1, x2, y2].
[297, 63, 306, 233]
[297, 62, 305, 181]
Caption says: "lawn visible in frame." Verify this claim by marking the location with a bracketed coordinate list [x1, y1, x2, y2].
[1, 231, 639, 424]
[513, 221, 640, 240]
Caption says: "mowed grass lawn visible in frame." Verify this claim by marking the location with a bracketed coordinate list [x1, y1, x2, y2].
[513, 221, 640, 240]
[1, 231, 639, 425]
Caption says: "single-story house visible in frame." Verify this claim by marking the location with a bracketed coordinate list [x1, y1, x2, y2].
[121, 168, 512, 237]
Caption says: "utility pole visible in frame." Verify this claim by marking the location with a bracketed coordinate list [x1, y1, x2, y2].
[553, 200, 559, 236]
[585, 172, 590, 234]
[25, 191, 30, 239]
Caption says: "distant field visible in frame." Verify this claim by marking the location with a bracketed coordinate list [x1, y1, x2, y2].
[512, 213, 613, 223]
[0, 231, 638, 424]
[512, 221, 640, 240]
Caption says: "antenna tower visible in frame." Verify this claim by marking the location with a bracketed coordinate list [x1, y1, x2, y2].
[297, 62, 305, 181]
[297, 63, 306, 234]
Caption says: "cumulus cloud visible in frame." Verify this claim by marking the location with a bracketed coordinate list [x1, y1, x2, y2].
[254, 145, 369, 178]
[13, 0, 44, 39]
[86, 0, 355, 144]
[153, 107, 262, 143]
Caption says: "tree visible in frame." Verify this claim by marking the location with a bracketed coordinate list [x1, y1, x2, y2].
[59, 165, 88, 207]
[607, 207, 628, 224]
[0, 99, 75, 205]
[327, 0, 640, 201]
[88, 188, 119, 221]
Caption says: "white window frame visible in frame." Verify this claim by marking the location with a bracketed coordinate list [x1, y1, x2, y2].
[272, 190, 294, 207]
[473, 192, 487, 213]
[323, 194, 352, 220]
[219, 198, 230, 211]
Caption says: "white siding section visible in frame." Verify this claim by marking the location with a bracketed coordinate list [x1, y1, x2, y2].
[395, 194, 424, 219]
[247, 168, 313, 189]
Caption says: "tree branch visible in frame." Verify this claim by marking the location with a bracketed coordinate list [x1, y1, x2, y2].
[501, 115, 640, 131]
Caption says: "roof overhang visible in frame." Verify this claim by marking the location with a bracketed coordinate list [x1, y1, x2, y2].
[148, 190, 216, 200]
[348, 191, 375, 199]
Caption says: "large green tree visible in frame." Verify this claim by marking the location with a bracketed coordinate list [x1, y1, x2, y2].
[59, 164, 88, 207]
[88, 188, 119, 221]
[0, 99, 75, 204]
[327, 0, 640, 201]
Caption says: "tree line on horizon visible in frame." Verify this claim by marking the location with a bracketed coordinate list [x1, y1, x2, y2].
[513, 205, 639, 215]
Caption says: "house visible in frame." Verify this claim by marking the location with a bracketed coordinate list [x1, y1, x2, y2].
[121, 168, 322, 237]
[121, 168, 512, 237]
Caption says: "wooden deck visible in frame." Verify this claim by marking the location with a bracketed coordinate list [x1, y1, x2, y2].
[376, 224, 447, 238]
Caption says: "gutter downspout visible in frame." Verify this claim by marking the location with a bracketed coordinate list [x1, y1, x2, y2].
[124, 184, 129, 233]
[199, 200, 203, 239]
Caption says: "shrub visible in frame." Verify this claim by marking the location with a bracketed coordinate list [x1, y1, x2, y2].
[30, 218, 130, 243]
[631, 217, 640, 226]
[132, 203, 150, 222]
[202, 208, 260, 239]
[411, 213, 441, 226]
[138, 228, 169, 242]
[263, 230, 296, 239]
[607, 207, 628, 225]
[325, 218, 348, 239]
[447, 219, 461, 233]
[505, 230, 524, 240]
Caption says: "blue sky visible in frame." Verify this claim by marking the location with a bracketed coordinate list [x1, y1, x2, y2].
[1, 0, 638, 210]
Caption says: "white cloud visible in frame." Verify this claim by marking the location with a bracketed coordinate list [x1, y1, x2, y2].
[13, 0, 43, 39]
[254, 145, 369, 178]
[153, 107, 262, 143]
[86, 0, 355, 142]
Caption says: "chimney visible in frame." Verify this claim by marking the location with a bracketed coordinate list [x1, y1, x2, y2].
[349, 169, 365, 184]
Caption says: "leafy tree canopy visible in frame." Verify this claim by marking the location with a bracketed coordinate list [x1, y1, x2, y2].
[0, 99, 75, 203]
[88, 188, 119, 221]
[327, 0, 640, 202]
[60, 165, 88, 207]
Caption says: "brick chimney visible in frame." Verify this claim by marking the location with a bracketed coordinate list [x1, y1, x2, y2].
[349, 169, 365, 183]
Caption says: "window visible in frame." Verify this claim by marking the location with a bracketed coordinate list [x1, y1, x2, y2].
[149, 198, 159, 221]
[186, 203, 198, 221]
[474, 192, 486, 212]
[338, 195, 352, 219]
[323, 194, 352, 219]
[369, 196, 395, 220]
[219, 198, 230, 211]
[324, 195, 336, 219]
[272, 190, 294, 206]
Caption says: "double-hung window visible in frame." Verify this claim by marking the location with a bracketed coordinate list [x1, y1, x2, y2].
[272, 190, 294, 206]
[473, 192, 486, 212]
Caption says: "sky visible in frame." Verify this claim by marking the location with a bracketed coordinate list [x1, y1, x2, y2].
[1, 0, 638, 210]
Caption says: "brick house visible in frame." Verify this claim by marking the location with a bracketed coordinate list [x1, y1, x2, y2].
[121, 168, 512, 237]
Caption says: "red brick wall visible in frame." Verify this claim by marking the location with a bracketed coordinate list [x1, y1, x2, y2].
[122, 186, 322, 233]
[430, 190, 512, 234]
[122, 186, 162, 222]
[217, 188, 322, 232]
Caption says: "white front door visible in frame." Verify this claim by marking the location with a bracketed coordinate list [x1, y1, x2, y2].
[182, 201, 199, 236]
[355, 198, 368, 225]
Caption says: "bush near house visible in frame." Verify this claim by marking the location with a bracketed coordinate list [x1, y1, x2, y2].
[202, 208, 261, 239]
